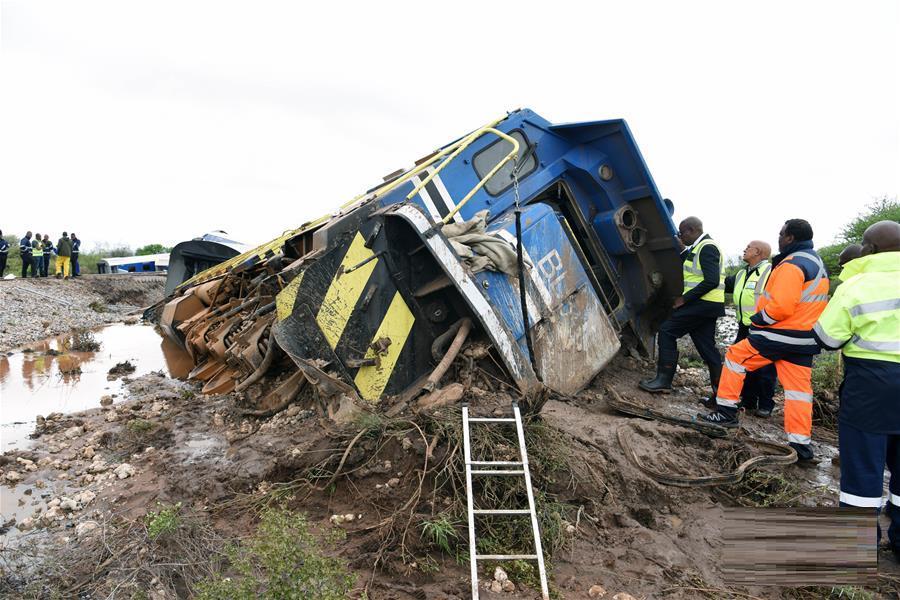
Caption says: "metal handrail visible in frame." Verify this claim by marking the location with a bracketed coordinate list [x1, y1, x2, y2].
[404, 126, 520, 224]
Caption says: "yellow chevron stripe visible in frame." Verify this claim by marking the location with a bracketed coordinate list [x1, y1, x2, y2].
[316, 232, 378, 349]
[354, 291, 415, 402]
[275, 270, 305, 322]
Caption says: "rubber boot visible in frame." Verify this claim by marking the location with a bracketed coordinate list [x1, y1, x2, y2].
[639, 363, 675, 393]
[789, 442, 814, 462]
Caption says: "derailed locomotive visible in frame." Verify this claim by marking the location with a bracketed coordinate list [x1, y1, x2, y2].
[152, 109, 682, 411]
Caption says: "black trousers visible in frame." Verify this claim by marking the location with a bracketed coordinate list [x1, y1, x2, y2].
[41, 254, 51, 277]
[21, 254, 33, 278]
[0, 253, 7, 277]
[657, 302, 723, 370]
[734, 324, 776, 411]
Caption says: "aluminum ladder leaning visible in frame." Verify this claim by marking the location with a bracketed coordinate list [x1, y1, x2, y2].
[462, 402, 550, 600]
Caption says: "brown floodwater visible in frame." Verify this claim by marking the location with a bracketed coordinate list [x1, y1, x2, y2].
[0, 323, 191, 453]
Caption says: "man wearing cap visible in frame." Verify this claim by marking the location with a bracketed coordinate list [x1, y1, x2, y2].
[55, 232, 73, 279]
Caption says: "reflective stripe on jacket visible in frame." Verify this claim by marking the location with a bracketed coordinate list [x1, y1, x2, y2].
[0, 239, 8, 254]
[19, 237, 33, 256]
[733, 260, 771, 326]
[813, 251, 900, 363]
[749, 241, 829, 353]
[683, 236, 725, 303]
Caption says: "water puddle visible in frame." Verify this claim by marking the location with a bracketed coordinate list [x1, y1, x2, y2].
[0, 323, 192, 453]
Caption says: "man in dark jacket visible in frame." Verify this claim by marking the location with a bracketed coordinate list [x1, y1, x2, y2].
[19, 231, 33, 278]
[56, 232, 73, 279]
[0, 231, 8, 278]
[639, 216, 725, 395]
[71, 233, 81, 277]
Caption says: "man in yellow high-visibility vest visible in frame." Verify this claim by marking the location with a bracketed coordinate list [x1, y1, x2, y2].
[813, 220, 900, 562]
[640, 216, 725, 395]
[719, 240, 776, 417]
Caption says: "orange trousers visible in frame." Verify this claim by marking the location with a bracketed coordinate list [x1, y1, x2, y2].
[717, 338, 813, 445]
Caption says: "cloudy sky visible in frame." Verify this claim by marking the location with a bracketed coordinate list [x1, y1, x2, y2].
[1, 1, 897, 258]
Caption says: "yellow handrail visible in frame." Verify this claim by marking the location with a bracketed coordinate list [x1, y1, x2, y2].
[437, 127, 519, 224]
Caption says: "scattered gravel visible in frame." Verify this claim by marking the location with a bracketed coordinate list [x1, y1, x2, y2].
[0, 275, 165, 351]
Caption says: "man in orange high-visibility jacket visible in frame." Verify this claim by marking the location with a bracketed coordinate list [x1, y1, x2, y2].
[700, 219, 829, 460]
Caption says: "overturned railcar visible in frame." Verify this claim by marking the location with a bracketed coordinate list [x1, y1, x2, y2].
[153, 110, 681, 406]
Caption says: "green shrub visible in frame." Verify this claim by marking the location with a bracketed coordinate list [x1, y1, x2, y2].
[126, 418, 154, 434]
[196, 507, 355, 600]
[146, 502, 183, 540]
[812, 352, 842, 397]
[136, 243, 172, 256]
[68, 329, 101, 351]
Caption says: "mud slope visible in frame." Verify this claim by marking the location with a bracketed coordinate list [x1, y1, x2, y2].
[2, 353, 898, 599]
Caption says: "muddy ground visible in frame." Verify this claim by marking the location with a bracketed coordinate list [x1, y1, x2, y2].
[0, 275, 165, 352]
[2, 328, 899, 599]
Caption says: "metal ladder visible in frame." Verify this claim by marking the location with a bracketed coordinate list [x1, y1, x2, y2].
[462, 402, 550, 600]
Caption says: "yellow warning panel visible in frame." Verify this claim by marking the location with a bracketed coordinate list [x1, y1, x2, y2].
[316, 232, 379, 349]
[275, 270, 305, 321]
[354, 291, 415, 402]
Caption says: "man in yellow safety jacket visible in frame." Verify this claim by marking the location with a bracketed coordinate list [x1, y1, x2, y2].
[813, 220, 900, 562]
[719, 240, 776, 417]
[640, 216, 725, 395]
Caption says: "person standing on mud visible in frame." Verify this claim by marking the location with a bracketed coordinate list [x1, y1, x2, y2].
[55, 232, 72, 279]
[0, 231, 8, 278]
[41, 234, 53, 277]
[70, 233, 81, 277]
[31, 234, 43, 278]
[701, 219, 829, 461]
[19, 231, 34, 278]
[721, 240, 776, 418]
[813, 220, 900, 562]
[639, 216, 725, 396]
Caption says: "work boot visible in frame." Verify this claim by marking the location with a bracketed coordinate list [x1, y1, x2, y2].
[754, 408, 772, 418]
[699, 406, 739, 428]
[638, 364, 675, 393]
[737, 397, 758, 411]
[789, 442, 814, 462]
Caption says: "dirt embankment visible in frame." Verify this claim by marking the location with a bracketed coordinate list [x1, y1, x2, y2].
[0, 275, 165, 351]
[3, 345, 897, 599]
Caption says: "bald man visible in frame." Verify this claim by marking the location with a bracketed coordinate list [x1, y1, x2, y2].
[713, 240, 777, 417]
[814, 220, 900, 561]
[640, 216, 725, 395]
